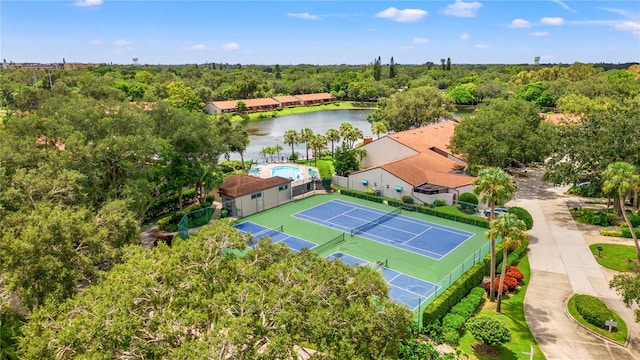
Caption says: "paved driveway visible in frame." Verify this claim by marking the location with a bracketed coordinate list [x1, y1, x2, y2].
[510, 167, 640, 360]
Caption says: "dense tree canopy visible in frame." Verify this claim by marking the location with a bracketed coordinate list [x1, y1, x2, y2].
[368, 86, 456, 132]
[18, 221, 413, 359]
[448, 98, 553, 172]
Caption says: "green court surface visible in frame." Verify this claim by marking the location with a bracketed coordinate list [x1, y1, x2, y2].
[234, 194, 489, 291]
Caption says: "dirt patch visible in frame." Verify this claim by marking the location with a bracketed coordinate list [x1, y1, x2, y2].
[471, 343, 501, 357]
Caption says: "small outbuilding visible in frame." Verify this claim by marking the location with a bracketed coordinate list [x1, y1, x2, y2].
[218, 174, 293, 217]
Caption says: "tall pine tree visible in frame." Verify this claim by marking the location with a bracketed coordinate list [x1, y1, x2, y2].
[389, 56, 396, 79]
[373, 56, 382, 81]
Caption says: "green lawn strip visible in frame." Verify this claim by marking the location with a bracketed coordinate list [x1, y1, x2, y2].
[566, 295, 627, 344]
[230, 102, 371, 121]
[589, 243, 636, 272]
[457, 255, 546, 360]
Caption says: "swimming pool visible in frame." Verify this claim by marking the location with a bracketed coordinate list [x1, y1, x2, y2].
[271, 165, 303, 180]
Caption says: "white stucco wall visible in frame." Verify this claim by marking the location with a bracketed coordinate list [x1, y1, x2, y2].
[360, 137, 418, 169]
[346, 168, 413, 201]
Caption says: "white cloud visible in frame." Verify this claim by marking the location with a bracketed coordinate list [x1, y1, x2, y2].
[74, 0, 102, 7]
[442, 1, 483, 18]
[223, 42, 240, 51]
[89, 39, 101, 45]
[413, 37, 429, 44]
[191, 44, 207, 51]
[475, 44, 490, 48]
[375, 7, 427, 23]
[460, 33, 470, 40]
[551, 0, 573, 11]
[530, 31, 550, 37]
[614, 21, 640, 31]
[540, 17, 565, 25]
[509, 19, 531, 28]
[286, 12, 320, 20]
[113, 39, 131, 46]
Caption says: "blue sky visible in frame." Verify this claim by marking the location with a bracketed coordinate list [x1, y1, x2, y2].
[2, 1, 639, 65]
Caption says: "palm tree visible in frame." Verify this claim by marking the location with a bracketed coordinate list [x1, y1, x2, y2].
[486, 213, 528, 313]
[283, 129, 299, 160]
[309, 134, 327, 167]
[371, 121, 388, 139]
[473, 167, 517, 302]
[602, 162, 640, 261]
[325, 128, 341, 157]
[299, 128, 314, 162]
[274, 144, 283, 162]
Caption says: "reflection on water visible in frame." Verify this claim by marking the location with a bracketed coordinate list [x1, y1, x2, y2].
[230, 109, 374, 161]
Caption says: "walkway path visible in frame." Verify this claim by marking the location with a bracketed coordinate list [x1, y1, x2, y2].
[510, 167, 640, 360]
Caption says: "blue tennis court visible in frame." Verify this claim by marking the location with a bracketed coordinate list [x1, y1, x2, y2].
[293, 199, 474, 260]
[234, 221, 316, 252]
[328, 252, 438, 310]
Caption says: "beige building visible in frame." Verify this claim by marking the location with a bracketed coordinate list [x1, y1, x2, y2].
[218, 174, 293, 217]
[336, 120, 474, 205]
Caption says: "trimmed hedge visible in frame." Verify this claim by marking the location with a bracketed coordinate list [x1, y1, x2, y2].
[621, 226, 640, 239]
[574, 294, 615, 329]
[601, 229, 623, 237]
[496, 241, 529, 272]
[508, 206, 534, 230]
[339, 188, 384, 203]
[339, 188, 490, 228]
[423, 256, 490, 325]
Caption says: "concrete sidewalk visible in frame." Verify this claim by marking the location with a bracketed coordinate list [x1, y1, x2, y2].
[511, 168, 639, 360]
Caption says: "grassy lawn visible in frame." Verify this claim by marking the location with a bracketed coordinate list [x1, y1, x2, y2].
[457, 255, 546, 359]
[230, 101, 373, 121]
[589, 243, 636, 272]
[567, 294, 627, 344]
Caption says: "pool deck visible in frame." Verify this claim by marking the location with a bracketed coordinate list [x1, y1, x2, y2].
[248, 162, 319, 186]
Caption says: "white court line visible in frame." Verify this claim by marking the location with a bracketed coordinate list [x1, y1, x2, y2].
[329, 252, 437, 299]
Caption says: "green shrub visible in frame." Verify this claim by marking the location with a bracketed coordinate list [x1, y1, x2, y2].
[495, 241, 528, 272]
[627, 213, 640, 227]
[620, 226, 640, 239]
[401, 195, 414, 204]
[442, 313, 466, 331]
[422, 254, 490, 325]
[432, 199, 446, 207]
[600, 229, 623, 237]
[458, 192, 479, 213]
[508, 206, 534, 230]
[574, 294, 615, 329]
[387, 198, 402, 207]
[441, 328, 461, 345]
[576, 209, 617, 227]
[466, 316, 511, 347]
[459, 192, 478, 205]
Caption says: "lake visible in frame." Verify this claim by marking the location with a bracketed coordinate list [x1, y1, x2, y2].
[232, 109, 375, 161]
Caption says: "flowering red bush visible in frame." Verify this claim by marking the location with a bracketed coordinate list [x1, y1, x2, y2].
[484, 278, 508, 295]
[505, 266, 524, 283]
[503, 276, 519, 291]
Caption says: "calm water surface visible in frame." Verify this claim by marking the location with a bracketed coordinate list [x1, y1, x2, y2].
[233, 109, 374, 161]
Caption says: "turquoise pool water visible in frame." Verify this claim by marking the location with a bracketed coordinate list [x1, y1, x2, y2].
[271, 165, 303, 180]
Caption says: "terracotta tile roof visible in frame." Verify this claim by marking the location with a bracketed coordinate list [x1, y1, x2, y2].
[293, 93, 335, 102]
[219, 174, 291, 198]
[273, 95, 300, 103]
[385, 120, 458, 154]
[379, 153, 472, 187]
[208, 100, 238, 110]
[241, 98, 280, 107]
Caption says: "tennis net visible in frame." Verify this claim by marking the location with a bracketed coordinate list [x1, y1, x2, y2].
[313, 233, 346, 254]
[350, 207, 401, 237]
